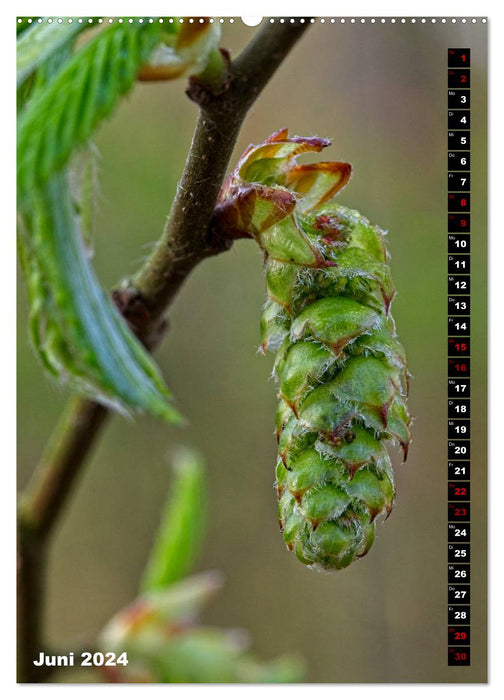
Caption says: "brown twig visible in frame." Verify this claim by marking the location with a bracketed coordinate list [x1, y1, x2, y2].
[132, 17, 311, 322]
[17, 398, 108, 682]
[17, 18, 311, 682]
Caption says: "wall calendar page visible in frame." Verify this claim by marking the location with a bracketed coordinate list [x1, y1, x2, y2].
[16, 12, 488, 686]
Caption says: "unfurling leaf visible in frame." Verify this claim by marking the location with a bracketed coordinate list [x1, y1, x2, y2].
[215, 129, 412, 571]
[141, 448, 206, 592]
[17, 18, 223, 198]
[17, 20, 166, 198]
[16, 17, 93, 87]
[18, 173, 181, 422]
[99, 446, 304, 682]
[100, 568, 303, 682]
[100, 567, 303, 682]
[17, 20, 212, 420]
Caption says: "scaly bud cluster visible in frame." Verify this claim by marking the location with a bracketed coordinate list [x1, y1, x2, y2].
[215, 129, 411, 571]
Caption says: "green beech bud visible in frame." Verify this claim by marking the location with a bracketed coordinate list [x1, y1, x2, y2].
[215, 129, 411, 571]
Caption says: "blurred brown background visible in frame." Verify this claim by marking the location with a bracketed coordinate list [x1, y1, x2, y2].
[17, 19, 487, 682]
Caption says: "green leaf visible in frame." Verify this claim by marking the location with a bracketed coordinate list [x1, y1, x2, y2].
[17, 18, 41, 36]
[68, 144, 100, 252]
[141, 448, 206, 592]
[17, 20, 164, 198]
[16, 18, 92, 86]
[100, 570, 304, 683]
[19, 172, 181, 422]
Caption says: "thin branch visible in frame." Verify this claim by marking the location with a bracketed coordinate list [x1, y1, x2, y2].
[17, 18, 311, 682]
[17, 398, 107, 682]
[18, 397, 108, 538]
[132, 18, 311, 323]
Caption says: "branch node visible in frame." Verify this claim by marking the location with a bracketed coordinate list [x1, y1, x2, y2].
[112, 284, 169, 350]
[186, 48, 232, 106]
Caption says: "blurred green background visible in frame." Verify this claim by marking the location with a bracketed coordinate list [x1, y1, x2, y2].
[17, 19, 487, 682]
